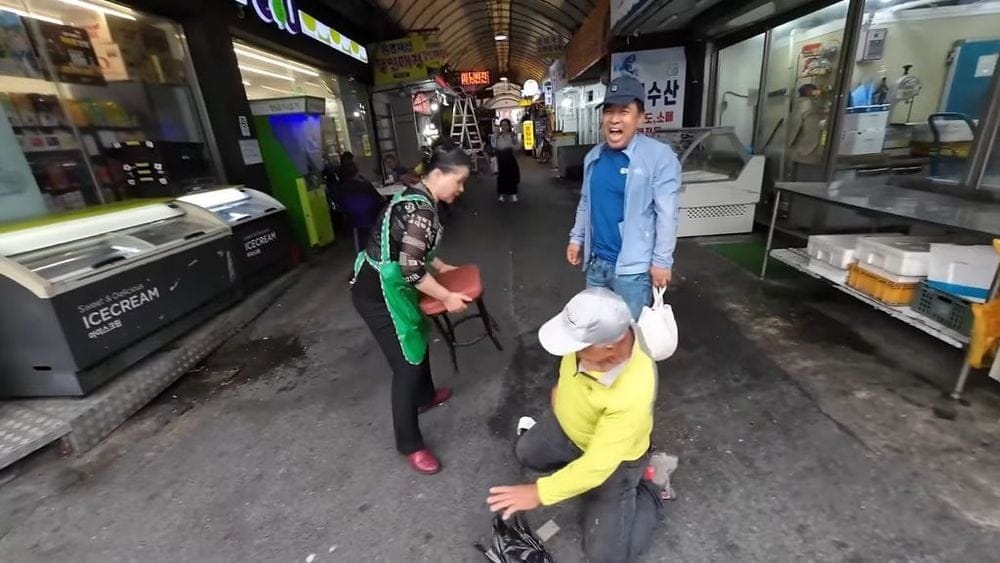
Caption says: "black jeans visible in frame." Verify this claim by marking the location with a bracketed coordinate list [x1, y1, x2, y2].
[351, 265, 436, 454]
[516, 412, 663, 563]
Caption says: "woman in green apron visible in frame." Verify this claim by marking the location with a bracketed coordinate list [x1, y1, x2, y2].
[351, 144, 473, 475]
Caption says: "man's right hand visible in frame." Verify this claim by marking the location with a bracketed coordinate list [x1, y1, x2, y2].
[566, 243, 582, 267]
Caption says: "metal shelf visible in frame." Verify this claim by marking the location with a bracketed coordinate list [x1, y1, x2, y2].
[770, 248, 969, 349]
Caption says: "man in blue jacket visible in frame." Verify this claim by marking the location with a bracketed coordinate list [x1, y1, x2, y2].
[566, 76, 681, 320]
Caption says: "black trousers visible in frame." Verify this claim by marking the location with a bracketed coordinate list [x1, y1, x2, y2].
[516, 411, 663, 563]
[351, 265, 436, 454]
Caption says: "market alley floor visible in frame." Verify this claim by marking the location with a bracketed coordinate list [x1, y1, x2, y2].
[2, 157, 1000, 562]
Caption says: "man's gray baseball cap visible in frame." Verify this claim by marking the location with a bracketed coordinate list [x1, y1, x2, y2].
[538, 288, 632, 356]
[603, 76, 644, 108]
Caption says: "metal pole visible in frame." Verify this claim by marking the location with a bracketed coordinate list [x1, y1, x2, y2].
[753, 30, 772, 154]
[950, 362, 973, 401]
[823, 0, 868, 182]
[761, 189, 782, 279]
[704, 41, 719, 126]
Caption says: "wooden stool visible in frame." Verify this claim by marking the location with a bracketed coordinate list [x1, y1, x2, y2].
[419, 265, 502, 371]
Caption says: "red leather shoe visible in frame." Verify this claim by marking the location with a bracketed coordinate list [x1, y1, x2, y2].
[418, 387, 452, 414]
[407, 449, 441, 475]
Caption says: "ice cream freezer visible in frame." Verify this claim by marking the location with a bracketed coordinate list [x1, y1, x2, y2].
[653, 127, 765, 237]
[178, 186, 293, 290]
[0, 202, 236, 397]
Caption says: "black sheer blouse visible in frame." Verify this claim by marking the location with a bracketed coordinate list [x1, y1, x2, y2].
[364, 184, 440, 284]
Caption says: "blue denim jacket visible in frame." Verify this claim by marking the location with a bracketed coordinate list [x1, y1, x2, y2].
[570, 134, 682, 275]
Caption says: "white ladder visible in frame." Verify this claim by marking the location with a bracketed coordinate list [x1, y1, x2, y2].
[449, 88, 486, 172]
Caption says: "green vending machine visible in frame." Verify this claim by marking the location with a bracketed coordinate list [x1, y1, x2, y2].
[250, 96, 334, 249]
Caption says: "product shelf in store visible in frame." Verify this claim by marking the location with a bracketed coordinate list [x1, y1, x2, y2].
[770, 247, 968, 349]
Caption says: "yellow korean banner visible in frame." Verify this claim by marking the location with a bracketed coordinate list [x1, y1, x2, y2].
[522, 120, 535, 151]
[418, 35, 447, 70]
[373, 36, 428, 85]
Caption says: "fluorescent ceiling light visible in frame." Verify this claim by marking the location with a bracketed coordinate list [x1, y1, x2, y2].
[58, 0, 136, 21]
[233, 47, 319, 77]
[239, 64, 295, 81]
[242, 80, 251, 86]
[0, 7, 63, 24]
[494, 34, 508, 41]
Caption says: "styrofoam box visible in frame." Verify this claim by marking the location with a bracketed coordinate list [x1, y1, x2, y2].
[806, 233, 900, 269]
[857, 261, 925, 284]
[855, 236, 935, 277]
[808, 258, 850, 284]
[927, 244, 1000, 303]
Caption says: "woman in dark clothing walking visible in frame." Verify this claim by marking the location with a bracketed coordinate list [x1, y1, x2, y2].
[350, 143, 473, 475]
[494, 118, 520, 202]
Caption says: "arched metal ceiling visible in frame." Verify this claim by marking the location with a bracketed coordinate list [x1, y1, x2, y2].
[372, 0, 596, 83]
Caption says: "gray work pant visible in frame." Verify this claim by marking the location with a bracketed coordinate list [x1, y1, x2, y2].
[515, 411, 663, 563]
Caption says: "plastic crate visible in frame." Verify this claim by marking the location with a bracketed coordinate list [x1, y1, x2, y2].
[847, 263, 920, 306]
[912, 283, 973, 335]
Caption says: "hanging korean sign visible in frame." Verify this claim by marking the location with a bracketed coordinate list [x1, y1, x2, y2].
[522, 120, 535, 151]
[234, 0, 368, 63]
[537, 35, 566, 59]
[611, 47, 686, 133]
[419, 35, 447, 70]
[459, 70, 492, 90]
[549, 58, 566, 93]
[373, 36, 428, 85]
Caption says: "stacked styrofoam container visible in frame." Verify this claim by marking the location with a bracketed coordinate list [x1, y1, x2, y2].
[927, 244, 1000, 303]
[806, 233, 898, 284]
[854, 236, 934, 283]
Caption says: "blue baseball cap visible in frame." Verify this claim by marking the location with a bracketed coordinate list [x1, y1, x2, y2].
[603, 76, 644, 108]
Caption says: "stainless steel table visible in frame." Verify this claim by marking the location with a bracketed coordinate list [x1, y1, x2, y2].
[761, 180, 1000, 401]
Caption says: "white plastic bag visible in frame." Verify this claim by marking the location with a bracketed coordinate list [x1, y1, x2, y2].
[490, 156, 499, 174]
[637, 287, 678, 361]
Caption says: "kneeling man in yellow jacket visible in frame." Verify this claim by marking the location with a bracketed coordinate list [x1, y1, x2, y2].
[487, 287, 663, 562]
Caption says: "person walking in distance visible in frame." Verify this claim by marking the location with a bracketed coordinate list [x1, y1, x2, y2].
[565, 76, 682, 320]
[493, 118, 521, 203]
[350, 143, 473, 475]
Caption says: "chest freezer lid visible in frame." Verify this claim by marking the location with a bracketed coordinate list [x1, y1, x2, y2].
[0, 204, 183, 258]
[178, 187, 285, 224]
[0, 202, 230, 297]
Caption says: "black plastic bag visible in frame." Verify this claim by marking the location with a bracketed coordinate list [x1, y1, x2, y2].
[476, 514, 555, 563]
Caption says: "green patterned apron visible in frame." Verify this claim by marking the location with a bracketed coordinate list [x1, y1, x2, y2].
[353, 192, 438, 365]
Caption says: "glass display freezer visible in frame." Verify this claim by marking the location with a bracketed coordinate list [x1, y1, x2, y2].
[653, 127, 765, 237]
[0, 202, 236, 397]
[178, 186, 293, 289]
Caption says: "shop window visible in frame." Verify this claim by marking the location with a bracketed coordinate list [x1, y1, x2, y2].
[715, 33, 765, 151]
[0, 0, 218, 224]
[756, 1, 850, 182]
[834, 0, 1000, 183]
[235, 41, 378, 179]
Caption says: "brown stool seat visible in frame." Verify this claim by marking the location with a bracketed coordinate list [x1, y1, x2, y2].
[417, 264, 502, 371]
[419, 265, 484, 315]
